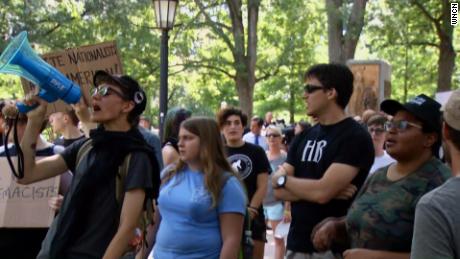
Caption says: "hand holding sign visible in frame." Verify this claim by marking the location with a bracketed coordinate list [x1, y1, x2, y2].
[48, 194, 64, 212]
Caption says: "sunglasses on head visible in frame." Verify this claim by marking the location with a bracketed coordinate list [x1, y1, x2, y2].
[91, 85, 126, 99]
[304, 84, 326, 94]
[266, 133, 281, 138]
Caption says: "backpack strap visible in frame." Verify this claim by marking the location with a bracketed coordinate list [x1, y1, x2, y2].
[115, 153, 131, 204]
[75, 139, 93, 168]
[115, 153, 155, 250]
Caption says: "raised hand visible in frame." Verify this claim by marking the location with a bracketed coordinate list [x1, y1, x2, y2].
[23, 94, 48, 124]
[48, 194, 64, 211]
[71, 97, 91, 124]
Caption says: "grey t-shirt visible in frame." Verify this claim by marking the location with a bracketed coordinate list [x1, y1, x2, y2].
[263, 152, 287, 205]
[411, 177, 460, 259]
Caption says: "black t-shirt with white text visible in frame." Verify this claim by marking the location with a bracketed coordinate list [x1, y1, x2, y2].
[286, 117, 374, 253]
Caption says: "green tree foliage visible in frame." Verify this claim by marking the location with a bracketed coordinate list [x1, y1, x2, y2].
[0, 0, 163, 119]
[364, 0, 459, 101]
[410, 0, 456, 92]
[171, 0, 262, 118]
[254, 0, 325, 123]
[0, 0, 458, 126]
[326, 0, 368, 64]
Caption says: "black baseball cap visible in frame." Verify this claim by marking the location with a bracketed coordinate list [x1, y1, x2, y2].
[93, 70, 147, 116]
[380, 94, 442, 132]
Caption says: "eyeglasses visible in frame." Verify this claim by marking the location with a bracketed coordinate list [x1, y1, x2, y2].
[384, 120, 422, 132]
[91, 85, 126, 99]
[266, 133, 281, 138]
[368, 127, 385, 135]
[304, 84, 326, 94]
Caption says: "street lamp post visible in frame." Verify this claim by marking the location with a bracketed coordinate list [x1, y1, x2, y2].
[159, 29, 169, 141]
[153, 0, 178, 140]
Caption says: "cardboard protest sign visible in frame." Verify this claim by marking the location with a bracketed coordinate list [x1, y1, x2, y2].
[21, 41, 124, 115]
[0, 157, 60, 228]
[346, 60, 391, 116]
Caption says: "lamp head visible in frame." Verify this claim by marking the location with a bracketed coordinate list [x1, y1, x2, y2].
[153, 0, 178, 30]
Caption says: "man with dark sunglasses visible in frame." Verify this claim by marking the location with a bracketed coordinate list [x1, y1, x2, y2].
[271, 63, 374, 259]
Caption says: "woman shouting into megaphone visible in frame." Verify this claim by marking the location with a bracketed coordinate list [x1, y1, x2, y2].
[17, 71, 160, 259]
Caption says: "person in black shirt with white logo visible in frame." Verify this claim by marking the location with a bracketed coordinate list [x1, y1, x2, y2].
[272, 63, 374, 259]
[217, 107, 271, 259]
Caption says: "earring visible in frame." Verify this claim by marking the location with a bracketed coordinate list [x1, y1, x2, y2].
[134, 91, 144, 104]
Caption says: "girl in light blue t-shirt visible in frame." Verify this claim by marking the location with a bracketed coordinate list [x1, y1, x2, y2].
[152, 117, 247, 259]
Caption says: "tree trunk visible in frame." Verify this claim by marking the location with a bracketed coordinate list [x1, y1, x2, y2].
[403, 41, 409, 102]
[343, 0, 367, 61]
[436, 0, 455, 92]
[236, 72, 253, 118]
[412, 0, 456, 92]
[195, 0, 261, 117]
[437, 38, 455, 92]
[326, 0, 344, 63]
[289, 84, 295, 124]
[227, 0, 259, 117]
[326, 0, 367, 64]
[246, 0, 259, 117]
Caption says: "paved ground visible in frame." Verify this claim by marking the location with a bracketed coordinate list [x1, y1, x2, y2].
[265, 228, 288, 258]
[264, 229, 276, 258]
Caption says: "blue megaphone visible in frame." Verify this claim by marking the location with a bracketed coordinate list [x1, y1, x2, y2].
[0, 31, 81, 113]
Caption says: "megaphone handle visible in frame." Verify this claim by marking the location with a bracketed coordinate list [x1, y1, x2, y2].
[16, 89, 58, 113]
[16, 101, 38, 113]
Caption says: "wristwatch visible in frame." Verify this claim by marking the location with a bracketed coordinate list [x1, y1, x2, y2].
[276, 175, 287, 188]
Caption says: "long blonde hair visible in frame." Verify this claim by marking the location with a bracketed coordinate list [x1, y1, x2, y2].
[162, 117, 239, 207]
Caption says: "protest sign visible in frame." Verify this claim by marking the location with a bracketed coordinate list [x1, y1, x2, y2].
[0, 157, 60, 227]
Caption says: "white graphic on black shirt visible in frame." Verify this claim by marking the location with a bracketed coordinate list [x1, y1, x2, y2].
[301, 140, 327, 162]
[228, 154, 253, 179]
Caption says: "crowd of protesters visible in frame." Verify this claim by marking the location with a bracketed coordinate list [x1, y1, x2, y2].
[0, 63, 458, 259]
